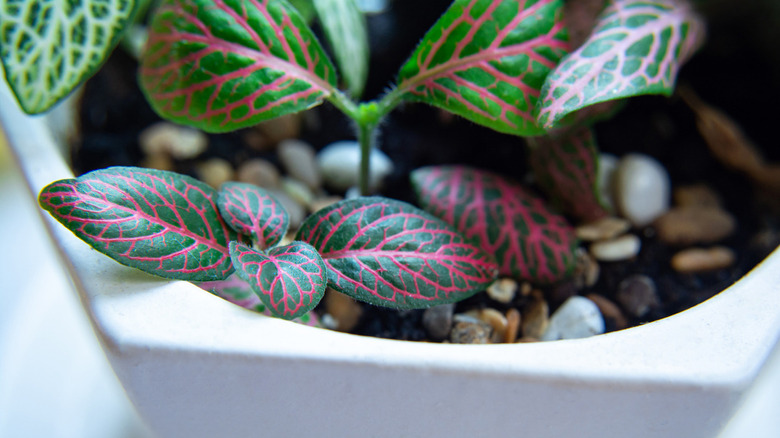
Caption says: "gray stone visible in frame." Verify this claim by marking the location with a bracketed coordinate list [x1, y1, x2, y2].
[449, 314, 492, 344]
[616, 275, 659, 318]
[422, 303, 455, 341]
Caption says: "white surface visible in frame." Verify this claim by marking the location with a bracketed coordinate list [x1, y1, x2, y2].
[0, 130, 151, 438]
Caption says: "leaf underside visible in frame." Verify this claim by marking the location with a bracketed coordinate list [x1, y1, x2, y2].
[296, 197, 498, 309]
[38, 166, 241, 281]
[411, 165, 578, 284]
[218, 182, 289, 250]
[139, 0, 338, 133]
[529, 126, 609, 222]
[0, 0, 137, 114]
[198, 274, 321, 325]
[313, 0, 369, 97]
[535, 0, 706, 129]
[230, 241, 328, 320]
[396, 0, 569, 136]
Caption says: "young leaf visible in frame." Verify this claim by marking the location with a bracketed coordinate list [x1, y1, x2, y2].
[198, 274, 322, 326]
[230, 241, 328, 320]
[217, 182, 289, 250]
[535, 0, 705, 129]
[411, 165, 578, 284]
[38, 167, 242, 281]
[313, 0, 369, 97]
[529, 126, 609, 222]
[139, 0, 338, 133]
[296, 197, 498, 309]
[0, 0, 138, 114]
[395, 0, 569, 136]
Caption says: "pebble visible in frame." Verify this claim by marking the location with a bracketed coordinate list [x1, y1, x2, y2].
[139, 122, 208, 159]
[615, 275, 659, 318]
[324, 289, 363, 332]
[586, 293, 628, 331]
[671, 246, 736, 273]
[422, 303, 455, 341]
[139, 153, 174, 171]
[614, 153, 671, 227]
[597, 153, 619, 212]
[466, 308, 508, 343]
[521, 298, 549, 340]
[277, 139, 322, 190]
[450, 315, 492, 344]
[576, 216, 631, 241]
[256, 113, 301, 145]
[309, 196, 343, 214]
[541, 296, 605, 341]
[486, 278, 517, 303]
[281, 177, 315, 208]
[317, 141, 394, 191]
[674, 184, 722, 209]
[590, 234, 641, 262]
[505, 308, 521, 343]
[267, 189, 306, 229]
[197, 158, 234, 188]
[573, 248, 600, 288]
[236, 159, 281, 189]
[654, 207, 736, 245]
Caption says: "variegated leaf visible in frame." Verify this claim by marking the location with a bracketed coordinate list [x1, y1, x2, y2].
[38, 167, 242, 281]
[412, 165, 578, 284]
[313, 0, 369, 97]
[396, 0, 569, 136]
[217, 182, 289, 250]
[296, 197, 498, 309]
[529, 127, 609, 222]
[230, 241, 328, 320]
[535, 0, 705, 129]
[0, 0, 138, 114]
[140, 0, 338, 133]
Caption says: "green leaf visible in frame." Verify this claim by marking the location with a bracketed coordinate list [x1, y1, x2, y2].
[230, 241, 328, 320]
[0, 0, 138, 114]
[139, 0, 338, 133]
[217, 182, 289, 250]
[396, 0, 569, 136]
[535, 0, 706, 129]
[313, 0, 369, 97]
[38, 167, 242, 281]
[296, 197, 498, 309]
[529, 127, 610, 222]
[411, 165, 578, 284]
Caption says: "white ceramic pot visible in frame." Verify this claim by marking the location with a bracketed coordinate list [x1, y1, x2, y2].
[2, 92, 779, 438]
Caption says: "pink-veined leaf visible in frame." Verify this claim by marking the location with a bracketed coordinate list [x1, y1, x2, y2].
[411, 165, 577, 284]
[217, 182, 289, 250]
[295, 197, 498, 309]
[230, 241, 327, 320]
[529, 126, 610, 222]
[139, 0, 338, 133]
[535, 0, 706, 129]
[38, 167, 243, 281]
[198, 274, 322, 325]
[395, 0, 569, 136]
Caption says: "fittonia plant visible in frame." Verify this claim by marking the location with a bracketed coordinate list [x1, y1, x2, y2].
[24, 0, 705, 320]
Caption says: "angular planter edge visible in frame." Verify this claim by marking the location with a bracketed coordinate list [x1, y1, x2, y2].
[3, 93, 779, 438]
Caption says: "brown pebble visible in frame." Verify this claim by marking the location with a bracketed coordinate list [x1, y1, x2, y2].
[309, 196, 343, 214]
[256, 113, 302, 145]
[486, 278, 517, 303]
[517, 336, 540, 343]
[236, 159, 281, 189]
[572, 247, 600, 288]
[616, 274, 659, 318]
[139, 122, 208, 159]
[505, 308, 521, 343]
[197, 158, 234, 188]
[576, 216, 631, 241]
[466, 308, 508, 343]
[674, 184, 722, 209]
[654, 207, 736, 245]
[519, 281, 533, 297]
[586, 293, 628, 330]
[140, 153, 174, 171]
[521, 298, 549, 340]
[671, 246, 736, 273]
[324, 289, 363, 332]
[590, 234, 641, 262]
[450, 316, 492, 344]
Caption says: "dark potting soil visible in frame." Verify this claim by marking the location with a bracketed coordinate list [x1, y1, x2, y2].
[72, 0, 780, 341]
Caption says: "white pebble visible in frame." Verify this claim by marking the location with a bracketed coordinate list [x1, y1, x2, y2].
[281, 177, 315, 208]
[615, 153, 671, 227]
[139, 122, 208, 159]
[597, 153, 619, 212]
[541, 296, 605, 341]
[590, 234, 641, 262]
[277, 139, 321, 189]
[317, 141, 393, 192]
